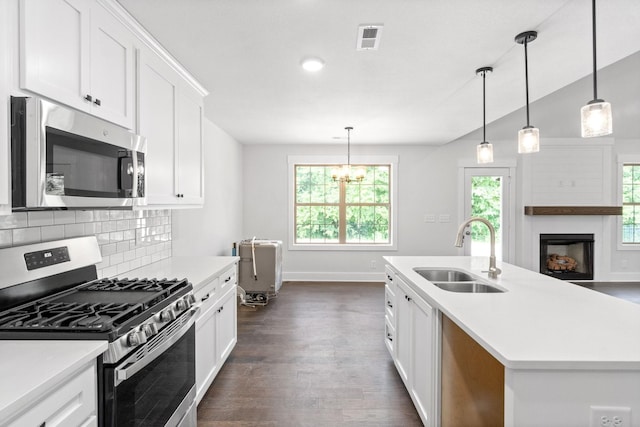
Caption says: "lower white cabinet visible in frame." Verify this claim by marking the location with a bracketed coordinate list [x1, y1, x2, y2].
[6, 360, 97, 427]
[195, 263, 238, 405]
[394, 273, 435, 427]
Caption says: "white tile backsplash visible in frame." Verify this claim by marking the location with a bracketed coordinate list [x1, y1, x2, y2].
[0, 209, 171, 278]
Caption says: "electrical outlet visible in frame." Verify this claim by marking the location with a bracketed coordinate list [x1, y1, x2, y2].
[424, 214, 436, 223]
[590, 406, 631, 427]
[370, 260, 377, 270]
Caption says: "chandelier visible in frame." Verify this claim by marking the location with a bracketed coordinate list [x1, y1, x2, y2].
[332, 127, 365, 183]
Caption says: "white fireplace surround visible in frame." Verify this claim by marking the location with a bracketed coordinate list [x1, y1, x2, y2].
[519, 139, 614, 281]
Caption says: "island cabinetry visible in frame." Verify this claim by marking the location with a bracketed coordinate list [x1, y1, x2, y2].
[394, 273, 435, 427]
[20, 0, 135, 129]
[194, 263, 238, 405]
[5, 360, 97, 427]
[137, 46, 204, 207]
[384, 265, 396, 356]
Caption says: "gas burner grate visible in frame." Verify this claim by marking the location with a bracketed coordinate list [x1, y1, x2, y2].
[0, 301, 141, 331]
[82, 277, 189, 292]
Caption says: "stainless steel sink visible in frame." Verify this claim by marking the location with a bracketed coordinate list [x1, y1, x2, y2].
[430, 281, 504, 293]
[412, 268, 505, 293]
[413, 268, 475, 282]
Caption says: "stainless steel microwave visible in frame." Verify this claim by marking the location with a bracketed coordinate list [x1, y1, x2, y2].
[11, 96, 146, 210]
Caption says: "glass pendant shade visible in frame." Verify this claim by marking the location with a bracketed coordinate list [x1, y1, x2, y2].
[581, 100, 612, 137]
[476, 142, 494, 164]
[518, 126, 540, 153]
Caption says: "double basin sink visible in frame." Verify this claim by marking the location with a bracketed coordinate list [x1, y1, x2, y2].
[413, 268, 505, 293]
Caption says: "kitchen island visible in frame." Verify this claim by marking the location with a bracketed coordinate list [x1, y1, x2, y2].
[384, 256, 640, 427]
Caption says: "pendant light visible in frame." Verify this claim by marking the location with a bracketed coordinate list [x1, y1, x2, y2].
[581, 0, 612, 138]
[515, 31, 540, 154]
[476, 67, 494, 164]
[331, 127, 365, 183]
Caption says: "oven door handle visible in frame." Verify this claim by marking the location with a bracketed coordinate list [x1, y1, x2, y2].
[115, 307, 199, 386]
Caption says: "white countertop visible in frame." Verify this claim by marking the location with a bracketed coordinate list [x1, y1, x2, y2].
[121, 256, 239, 290]
[384, 256, 640, 370]
[0, 340, 107, 422]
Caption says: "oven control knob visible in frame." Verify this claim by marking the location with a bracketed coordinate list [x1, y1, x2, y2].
[126, 331, 147, 347]
[142, 323, 158, 338]
[175, 299, 187, 312]
[160, 309, 175, 322]
[185, 294, 197, 306]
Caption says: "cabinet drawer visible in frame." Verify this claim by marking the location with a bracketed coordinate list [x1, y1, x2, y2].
[385, 284, 395, 321]
[7, 361, 96, 427]
[385, 316, 395, 357]
[219, 265, 236, 294]
[194, 278, 218, 315]
[385, 265, 396, 293]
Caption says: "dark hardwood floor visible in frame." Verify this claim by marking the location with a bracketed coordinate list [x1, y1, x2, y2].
[197, 281, 422, 426]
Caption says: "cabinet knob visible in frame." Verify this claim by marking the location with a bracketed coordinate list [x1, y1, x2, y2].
[94, 98, 101, 106]
[84, 94, 92, 102]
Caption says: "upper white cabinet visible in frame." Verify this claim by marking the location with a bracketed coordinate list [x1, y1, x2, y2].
[20, 0, 135, 129]
[138, 48, 204, 207]
[0, 0, 12, 215]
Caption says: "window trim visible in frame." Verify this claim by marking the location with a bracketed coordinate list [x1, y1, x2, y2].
[288, 155, 398, 251]
[617, 155, 640, 250]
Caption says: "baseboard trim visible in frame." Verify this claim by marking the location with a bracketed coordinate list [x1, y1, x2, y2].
[283, 271, 386, 282]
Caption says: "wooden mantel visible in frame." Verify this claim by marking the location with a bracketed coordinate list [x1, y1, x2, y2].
[524, 206, 622, 216]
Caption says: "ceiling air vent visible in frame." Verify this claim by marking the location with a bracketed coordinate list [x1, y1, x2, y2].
[357, 24, 384, 51]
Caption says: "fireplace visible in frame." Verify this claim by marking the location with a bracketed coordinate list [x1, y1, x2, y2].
[539, 234, 594, 280]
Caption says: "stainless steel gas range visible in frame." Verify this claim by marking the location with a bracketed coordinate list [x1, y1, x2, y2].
[0, 236, 198, 427]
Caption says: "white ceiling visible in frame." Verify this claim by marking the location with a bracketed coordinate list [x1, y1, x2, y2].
[118, 0, 640, 145]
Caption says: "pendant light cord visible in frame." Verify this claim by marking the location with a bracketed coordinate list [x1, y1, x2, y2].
[524, 38, 531, 127]
[591, 0, 598, 100]
[345, 126, 352, 166]
[482, 71, 487, 142]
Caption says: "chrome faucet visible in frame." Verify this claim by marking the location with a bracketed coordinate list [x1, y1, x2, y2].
[454, 217, 502, 279]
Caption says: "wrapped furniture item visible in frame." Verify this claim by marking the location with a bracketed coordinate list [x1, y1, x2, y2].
[238, 238, 282, 305]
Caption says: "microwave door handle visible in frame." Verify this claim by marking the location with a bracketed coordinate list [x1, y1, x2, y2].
[118, 152, 134, 194]
[114, 308, 199, 387]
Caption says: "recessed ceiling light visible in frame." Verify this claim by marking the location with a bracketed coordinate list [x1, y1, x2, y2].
[301, 57, 325, 72]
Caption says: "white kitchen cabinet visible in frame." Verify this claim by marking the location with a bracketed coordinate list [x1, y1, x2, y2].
[20, 0, 134, 129]
[138, 47, 204, 207]
[194, 262, 238, 405]
[214, 286, 237, 366]
[394, 273, 435, 427]
[0, 0, 11, 215]
[5, 360, 98, 427]
[195, 276, 219, 404]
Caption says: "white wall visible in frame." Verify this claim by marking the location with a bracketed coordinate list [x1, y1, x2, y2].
[172, 119, 243, 256]
[242, 51, 640, 281]
[243, 142, 492, 281]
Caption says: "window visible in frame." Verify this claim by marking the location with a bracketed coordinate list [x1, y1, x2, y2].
[288, 156, 397, 250]
[622, 163, 640, 244]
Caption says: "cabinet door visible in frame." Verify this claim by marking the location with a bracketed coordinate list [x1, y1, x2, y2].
[89, 2, 134, 128]
[215, 286, 237, 364]
[20, 0, 91, 112]
[138, 48, 179, 205]
[195, 304, 217, 404]
[176, 83, 204, 204]
[409, 288, 433, 426]
[0, 0, 11, 213]
[395, 278, 411, 385]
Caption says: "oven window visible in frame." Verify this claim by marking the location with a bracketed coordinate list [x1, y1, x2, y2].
[46, 127, 129, 198]
[106, 325, 195, 427]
